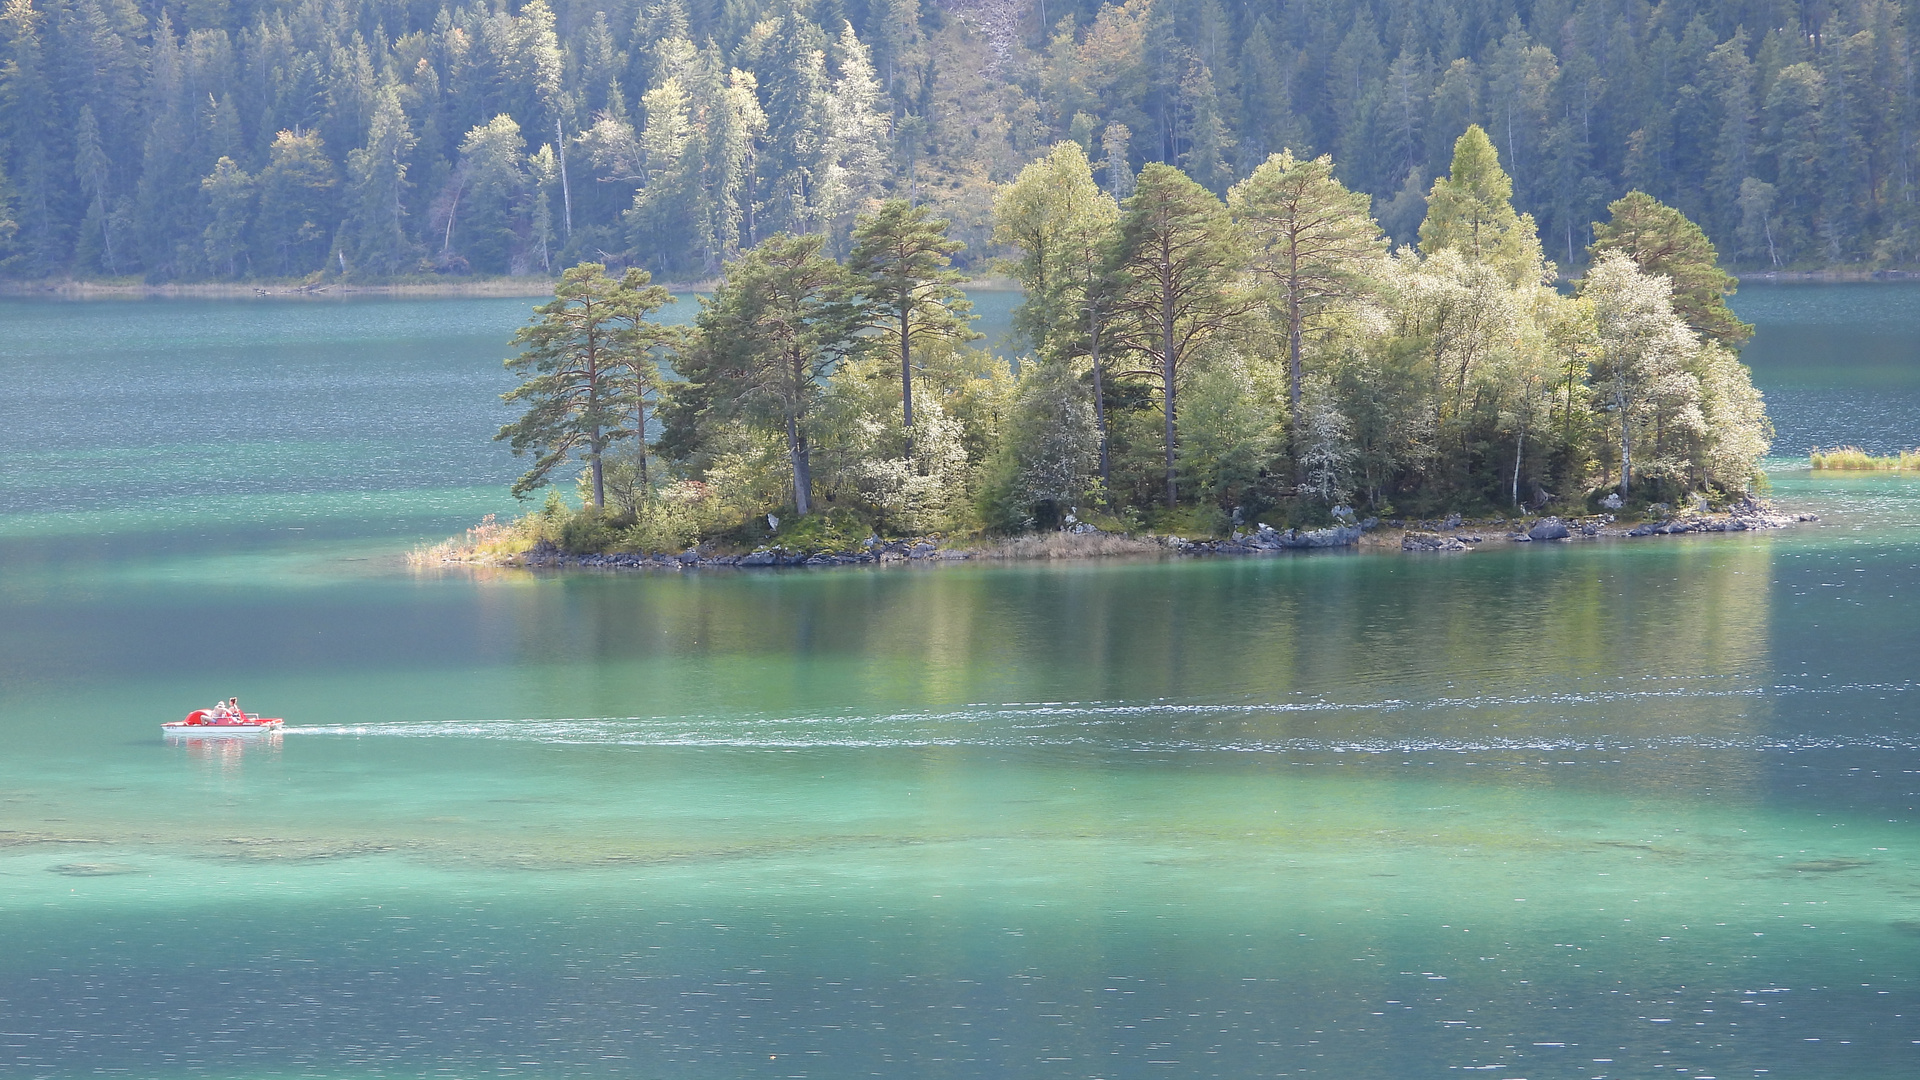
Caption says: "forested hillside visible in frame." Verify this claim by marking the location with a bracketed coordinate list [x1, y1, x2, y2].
[0, 0, 1912, 281]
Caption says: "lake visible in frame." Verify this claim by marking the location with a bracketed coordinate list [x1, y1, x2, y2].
[1, 284, 1917, 1079]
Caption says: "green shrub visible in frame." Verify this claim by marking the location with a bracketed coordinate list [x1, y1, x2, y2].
[558, 508, 621, 554]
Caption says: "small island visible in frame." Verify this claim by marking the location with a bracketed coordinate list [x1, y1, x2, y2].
[433, 129, 1778, 568]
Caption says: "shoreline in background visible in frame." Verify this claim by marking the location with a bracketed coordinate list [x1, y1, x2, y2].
[0, 270, 1895, 300]
[0, 275, 1026, 300]
[1732, 269, 1920, 283]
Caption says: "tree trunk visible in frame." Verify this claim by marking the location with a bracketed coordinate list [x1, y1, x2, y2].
[442, 182, 461, 254]
[1287, 250, 1304, 483]
[787, 411, 813, 515]
[1512, 417, 1526, 505]
[1619, 405, 1632, 496]
[1089, 301, 1110, 488]
[1161, 269, 1178, 508]
[589, 426, 605, 509]
[636, 397, 649, 490]
[898, 300, 914, 456]
[745, 153, 758, 246]
[555, 118, 573, 239]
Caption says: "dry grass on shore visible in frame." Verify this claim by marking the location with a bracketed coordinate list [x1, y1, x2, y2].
[966, 531, 1164, 560]
[1810, 445, 1920, 470]
[407, 514, 523, 566]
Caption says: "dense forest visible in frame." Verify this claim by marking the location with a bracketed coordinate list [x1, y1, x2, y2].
[1, 0, 1917, 281]
[478, 128, 1769, 553]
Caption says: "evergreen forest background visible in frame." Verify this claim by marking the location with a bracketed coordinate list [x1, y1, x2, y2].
[1, 0, 1915, 282]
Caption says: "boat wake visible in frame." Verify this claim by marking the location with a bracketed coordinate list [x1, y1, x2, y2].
[283, 679, 1917, 752]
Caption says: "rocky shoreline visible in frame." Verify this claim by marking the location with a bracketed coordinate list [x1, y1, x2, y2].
[430, 497, 1813, 572]
[1394, 496, 1813, 552]
[501, 535, 974, 570]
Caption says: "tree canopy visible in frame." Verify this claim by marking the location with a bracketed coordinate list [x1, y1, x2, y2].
[502, 146, 1771, 556]
[496, 263, 674, 507]
[1590, 192, 1753, 346]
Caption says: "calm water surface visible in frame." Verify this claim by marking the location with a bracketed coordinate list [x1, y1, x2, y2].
[1, 286, 1917, 1079]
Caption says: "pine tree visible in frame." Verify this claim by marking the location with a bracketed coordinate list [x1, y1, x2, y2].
[498, 263, 678, 507]
[254, 129, 339, 276]
[1105, 162, 1247, 506]
[676, 233, 861, 514]
[1177, 57, 1233, 194]
[1702, 32, 1757, 241]
[73, 105, 121, 273]
[994, 141, 1121, 481]
[528, 144, 559, 274]
[752, 1, 831, 236]
[1419, 124, 1549, 285]
[628, 75, 697, 268]
[200, 155, 253, 277]
[847, 198, 975, 449]
[136, 14, 229, 277]
[822, 22, 887, 244]
[697, 67, 766, 270]
[452, 115, 526, 274]
[0, 0, 67, 272]
[1762, 62, 1824, 263]
[1229, 150, 1385, 433]
[1236, 16, 1300, 168]
[1101, 121, 1135, 200]
[340, 86, 418, 277]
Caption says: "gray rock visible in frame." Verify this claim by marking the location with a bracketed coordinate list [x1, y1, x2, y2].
[1528, 518, 1571, 540]
[1246, 526, 1285, 549]
[1600, 492, 1623, 510]
[1297, 524, 1363, 547]
[1403, 531, 1466, 552]
[1444, 513, 1463, 529]
[908, 542, 938, 558]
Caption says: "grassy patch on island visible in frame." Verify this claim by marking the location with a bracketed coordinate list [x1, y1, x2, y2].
[1810, 446, 1920, 470]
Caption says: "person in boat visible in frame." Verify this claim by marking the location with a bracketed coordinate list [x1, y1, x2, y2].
[227, 697, 242, 720]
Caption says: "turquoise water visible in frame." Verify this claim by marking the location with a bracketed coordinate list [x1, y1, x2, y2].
[1, 289, 1918, 1078]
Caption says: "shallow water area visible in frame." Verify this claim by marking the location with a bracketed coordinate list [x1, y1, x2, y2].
[2, 287, 1920, 1078]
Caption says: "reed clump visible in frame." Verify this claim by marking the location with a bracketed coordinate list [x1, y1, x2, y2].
[1809, 446, 1920, 470]
[409, 514, 520, 565]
